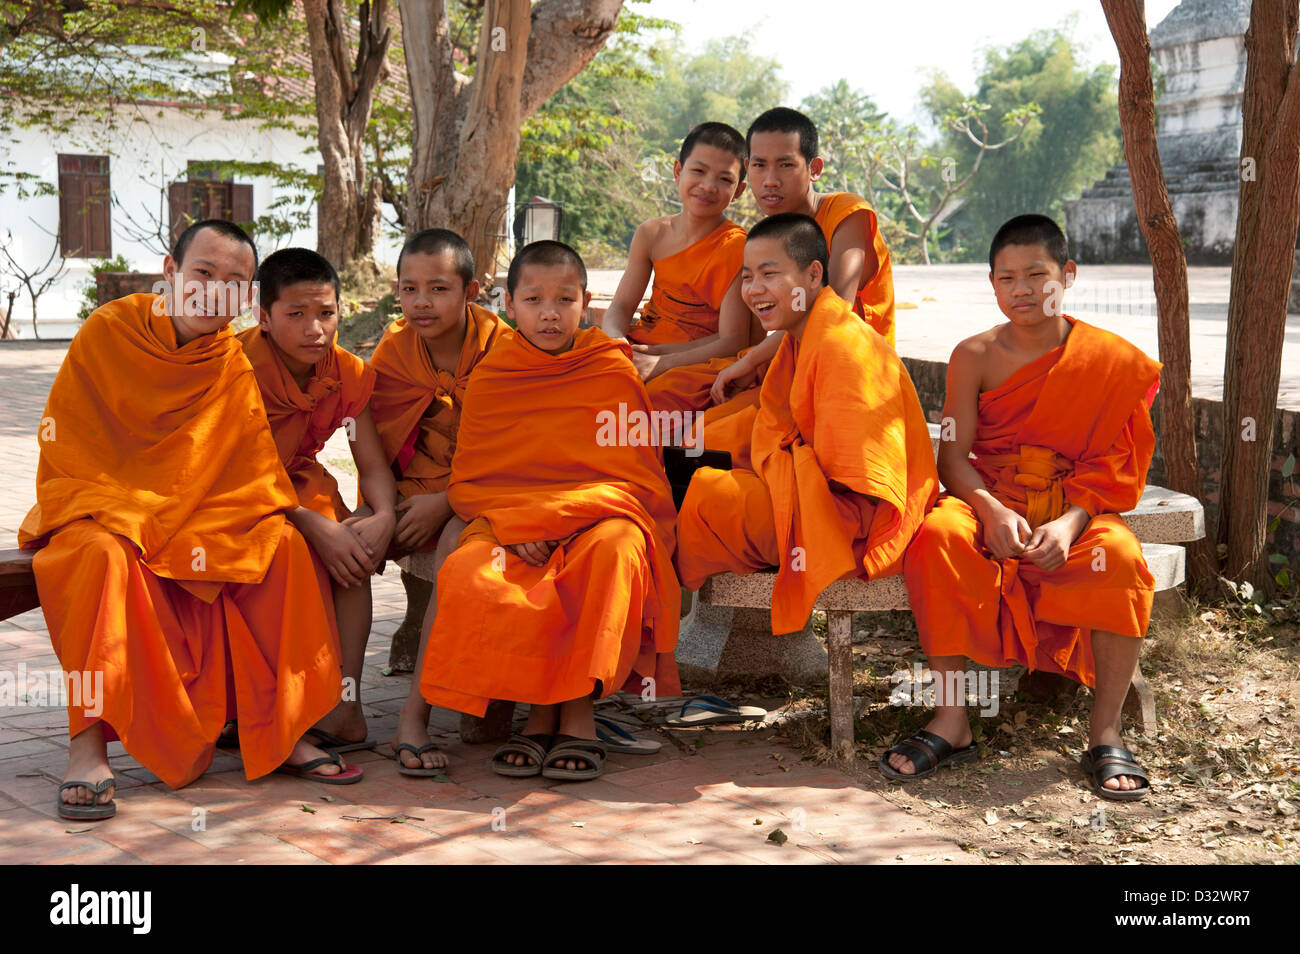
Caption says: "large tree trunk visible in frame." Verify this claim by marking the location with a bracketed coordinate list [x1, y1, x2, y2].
[304, 0, 392, 268]
[399, 0, 623, 285]
[1219, 0, 1300, 589]
[1102, 0, 1216, 594]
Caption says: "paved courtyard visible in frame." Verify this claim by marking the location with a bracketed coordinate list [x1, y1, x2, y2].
[0, 341, 970, 865]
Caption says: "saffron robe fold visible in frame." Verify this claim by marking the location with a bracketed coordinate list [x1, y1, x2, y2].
[237, 328, 375, 519]
[676, 287, 938, 634]
[814, 191, 896, 346]
[651, 192, 894, 451]
[627, 220, 746, 347]
[632, 221, 748, 415]
[903, 317, 1162, 688]
[420, 327, 682, 715]
[367, 302, 508, 498]
[18, 294, 341, 787]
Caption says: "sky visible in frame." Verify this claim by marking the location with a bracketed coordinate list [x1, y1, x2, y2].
[640, 0, 1182, 124]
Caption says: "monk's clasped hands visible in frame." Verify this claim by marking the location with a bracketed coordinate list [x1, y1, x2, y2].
[394, 492, 452, 550]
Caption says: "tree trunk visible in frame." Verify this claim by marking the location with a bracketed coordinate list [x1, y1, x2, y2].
[399, 0, 623, 285]
[1219, 0, 1300, 589]
[1102, 0, 1216, 593]
[303, 0, 392, 268]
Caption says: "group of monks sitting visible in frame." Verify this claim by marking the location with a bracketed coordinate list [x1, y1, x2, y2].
[20, 106, 1158, 824]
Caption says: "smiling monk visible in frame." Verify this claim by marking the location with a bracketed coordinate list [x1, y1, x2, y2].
[21, 220, 357, 822]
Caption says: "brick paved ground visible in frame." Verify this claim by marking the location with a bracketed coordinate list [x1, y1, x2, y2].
[0, 340, 974, 865]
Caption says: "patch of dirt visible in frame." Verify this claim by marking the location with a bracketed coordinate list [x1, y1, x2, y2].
[707, 604, 1300, 864]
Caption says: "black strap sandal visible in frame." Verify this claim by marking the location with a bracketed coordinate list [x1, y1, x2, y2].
[1080, 745, 1150, 801]
[491, 733, 552, 777]
[395, 742, 445, 777]
[540, 735, 607, 781]
[878, 729, 979, 781]
[57, 777, 118, 821]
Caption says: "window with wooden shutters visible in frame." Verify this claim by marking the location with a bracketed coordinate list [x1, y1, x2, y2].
[58, 154, 112, 258]
[167, 162, 254, 248]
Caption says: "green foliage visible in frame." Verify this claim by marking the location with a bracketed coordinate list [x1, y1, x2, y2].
[514, 26, 786, 255]
[75, 254, 132, 321]
[920, 22, 1120, 256]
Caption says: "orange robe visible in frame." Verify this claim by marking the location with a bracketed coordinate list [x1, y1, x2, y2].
[654, 192, 895, 461]
[625, 221, 747, 414]
[367, 302, 508, 499]
[237, 328, 376, 520]
[902, 318, 1162, 688]
[815, 191, 895, 346]
[18, 294, 341, 788]
[676, 287, 938, 634]
[420, 328, 681, 714]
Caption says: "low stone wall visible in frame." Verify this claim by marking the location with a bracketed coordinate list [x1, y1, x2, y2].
[96, 272, 164, 306]
[900, 355, 1300, 560]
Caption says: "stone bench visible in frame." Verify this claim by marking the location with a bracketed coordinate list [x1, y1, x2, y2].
[681, 423, 1207, 757]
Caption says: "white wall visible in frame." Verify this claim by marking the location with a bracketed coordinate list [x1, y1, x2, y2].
[0, 103, 402, 339]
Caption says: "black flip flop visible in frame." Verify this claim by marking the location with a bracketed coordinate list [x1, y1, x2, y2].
[1080, 744, 1150, 802]
[491, 733, 551, 777]
[878, 729, 978, 781]
[57, 777, 118, 821]
[395, 742, 446, 777]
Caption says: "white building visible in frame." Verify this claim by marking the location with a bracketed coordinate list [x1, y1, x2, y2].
[0, 47, 401, 339]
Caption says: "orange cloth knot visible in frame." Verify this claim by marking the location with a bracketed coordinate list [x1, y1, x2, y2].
[1011, 444, 1069, 528]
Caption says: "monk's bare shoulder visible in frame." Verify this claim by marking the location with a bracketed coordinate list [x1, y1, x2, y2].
[634, 216, 676, 256]
[949, 327, 1001, 367]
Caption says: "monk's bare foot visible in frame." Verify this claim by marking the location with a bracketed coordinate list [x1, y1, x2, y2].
[550, 699, 598, 772]
[503, 703, 558, 768]
[310, 700, 368, 745]
[62, 723, 115, 808]
[1089, 724, 1143, 793]
[391, 699, 448, 771]
[885, 712, 973, 776]
[285, 738, 343, 776]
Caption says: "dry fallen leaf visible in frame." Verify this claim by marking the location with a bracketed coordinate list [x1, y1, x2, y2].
[983, 809, 999, 826]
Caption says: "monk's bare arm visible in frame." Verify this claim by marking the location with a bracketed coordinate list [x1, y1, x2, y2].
[602, 223, 656, 339]
[938, 339, 1030, 559]
[709, 327, 779, 404]
[344, 405, 397, 566]
[639, 274, 749, 368]
[349, 406, 396, 518]
[826, 210, 876, 303]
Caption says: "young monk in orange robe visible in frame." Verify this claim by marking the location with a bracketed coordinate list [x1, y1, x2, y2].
[656, 108, 897, 464]
[366, 228, 510, 774]
[421, 241, 680, 782]
[675, 213, 937, 635]
[601, 122, 752, 414]
[19, 221, 360, 820]
[237, 247, 396, 752]
[890, 215, 1160, 801]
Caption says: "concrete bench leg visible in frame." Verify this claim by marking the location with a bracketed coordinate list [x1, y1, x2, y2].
[675, 598, 829, 684]
[827, 610, 855, 761]
[460, 700, 516, 744]
[387, 570, 431, 673]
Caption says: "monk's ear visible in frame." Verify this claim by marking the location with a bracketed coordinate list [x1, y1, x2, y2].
[732, 178, 747, 200]
[465, 278, 481, 302]
[808, 156, 824, 181]
[163, 254, 177, 284]
[256, 305, 272, 331]
[1062, 261, 1077, 289]
[672, 159, 682, 182]
[390, 277, 399, 298]
[808, 259, 825, 291]
[582, 289, 592, 310]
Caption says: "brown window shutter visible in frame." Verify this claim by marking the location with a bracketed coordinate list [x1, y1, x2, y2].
[86, 171, 112, 258]
[59, 172, 87, 257]
[168, 181, 192, 249]
[231, 183, 254, 228]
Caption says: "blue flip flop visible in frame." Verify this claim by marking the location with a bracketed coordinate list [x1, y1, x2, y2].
[594, 716, 661, 754]
[665, 695, 767, 727]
